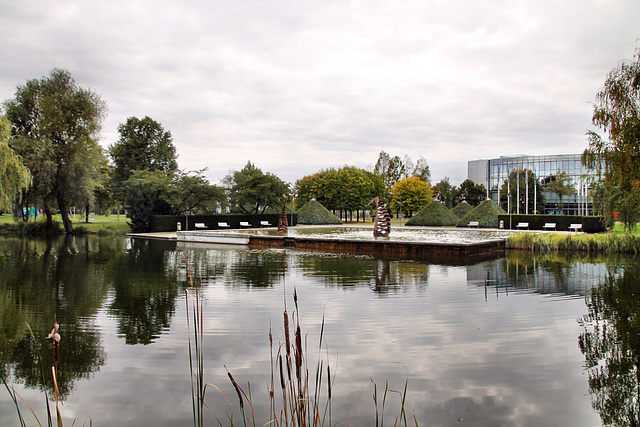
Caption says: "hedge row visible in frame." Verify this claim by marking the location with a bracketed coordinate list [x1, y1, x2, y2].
[497, 214, 605, 233]
[151, 214, 298, 232]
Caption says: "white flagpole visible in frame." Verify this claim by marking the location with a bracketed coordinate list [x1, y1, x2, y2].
[517, 169, 520, 215]
[526, 170, 529, 215]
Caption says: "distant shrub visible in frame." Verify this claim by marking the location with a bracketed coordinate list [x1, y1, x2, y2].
[455, 199, 505, 228]
[406, 201, 459, 226]
[297, 200, 342, 225]
[451, 201, 473, 219]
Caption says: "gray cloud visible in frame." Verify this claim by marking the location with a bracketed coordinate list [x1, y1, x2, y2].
[1, 0, 638, 185]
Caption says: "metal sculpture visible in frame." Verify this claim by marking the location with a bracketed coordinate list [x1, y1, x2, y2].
[368, 197, 391, 237]
[277, 203, 288, 234]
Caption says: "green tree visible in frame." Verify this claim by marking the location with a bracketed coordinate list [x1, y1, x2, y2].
[457, 179, 487, 206]
[582, 45, 640, 231]
[225, 161, 289, 214]
[4, 69, 107, 233]
[109, 116, 178, 184]
[499, 170, 545, 214]
[545, 170, 576, 212]
[433, 177, 458, 208]
[295, 166, 382, 218]
[122, 170, 173, 232]
[169, 170, 226, 215]
[0, 116, 31, 210]
[374, 151, 406, 203]
[389, 176, 433, 216]
[411, 156, 431, 183]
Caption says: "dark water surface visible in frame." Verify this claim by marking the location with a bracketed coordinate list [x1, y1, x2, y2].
[1, 235, 638, 426]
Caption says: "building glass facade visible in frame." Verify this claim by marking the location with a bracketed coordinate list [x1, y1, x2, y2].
[468, 154, 597, 215]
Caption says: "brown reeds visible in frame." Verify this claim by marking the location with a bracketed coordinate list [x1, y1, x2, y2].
[180, 255, 417, 426]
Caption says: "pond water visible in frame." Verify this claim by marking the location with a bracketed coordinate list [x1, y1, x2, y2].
[0, 235, 638, 426]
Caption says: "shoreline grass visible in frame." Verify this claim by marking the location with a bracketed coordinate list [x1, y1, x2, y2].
[507, 232, 640, 254]
[0, 214, 130, 235]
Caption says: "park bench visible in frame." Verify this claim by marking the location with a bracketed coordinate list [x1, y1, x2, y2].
[260, 221, 271, 227]
[240, 221, 251, 228]
[516, 222, 529, 230]
[218, 222, 230, 228]
[569, 223, 582, 232]
[194, 223, 207, 230]
[543, 222, 556, 231]
[467, 221, 479, 228]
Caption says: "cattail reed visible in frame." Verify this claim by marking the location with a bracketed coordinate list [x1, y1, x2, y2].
[327, 366, 332, 400]
[284, 310, 291, 357]
[279, 355, 286, 390]
[295, 325, 302, 379]
[227, 370, 244, 409]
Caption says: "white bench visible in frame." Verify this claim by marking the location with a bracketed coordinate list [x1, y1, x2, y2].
[467, 221, 479, 228]
[240, 221, 251, 228]
[543, 222, 556, 231]
[569, 223, 582, 232]
[260, 221, 271, 227]
[218, 222, 230, 228]
[516, 222, 529, 230]
[195, 223, 207, 229]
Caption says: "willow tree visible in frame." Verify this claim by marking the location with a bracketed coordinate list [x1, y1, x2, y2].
[0, 116, 31, 210]
[4, 69, 107, 233]
[582, 45, 640, 230]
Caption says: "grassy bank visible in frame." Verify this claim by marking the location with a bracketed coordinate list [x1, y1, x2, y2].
[0, 214, 131, 235]
[507, 231, 640, 254]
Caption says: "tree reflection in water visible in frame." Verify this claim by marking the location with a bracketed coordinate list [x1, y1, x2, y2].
[0, 235, 110, 400]
[579, 264, 640, 427]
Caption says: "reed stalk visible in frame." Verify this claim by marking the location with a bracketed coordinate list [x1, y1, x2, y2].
[507, 232, 640, 253]
[183, 254, 206, 427]
[179, 256, 417, 426]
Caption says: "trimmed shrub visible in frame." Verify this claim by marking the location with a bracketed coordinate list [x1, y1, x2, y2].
[451, 201, 473, 219]
[406, 201, 459, 226]
[297, 200, 342, 225]
[455, 199, 505, 228]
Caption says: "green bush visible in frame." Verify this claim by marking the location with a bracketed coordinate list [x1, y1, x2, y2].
[455, 199, 505, 228]
[297, 200, 342, 225]
[406, 201, 459, 226]
[451, 201, 473, 219]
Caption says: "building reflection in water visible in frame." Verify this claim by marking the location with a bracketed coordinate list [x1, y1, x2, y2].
[466, 256, 608, 298]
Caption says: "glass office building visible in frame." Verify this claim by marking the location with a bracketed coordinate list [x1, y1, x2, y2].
[468, 154, 597, 215]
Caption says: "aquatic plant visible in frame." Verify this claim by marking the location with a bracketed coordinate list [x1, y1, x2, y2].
[507, 232, 640, 254]
[2, 322, 70, 427]
[183, 254, 417, 426]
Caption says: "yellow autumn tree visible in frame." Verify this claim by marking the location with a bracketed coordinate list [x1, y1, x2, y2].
[389, 176, 433, 217]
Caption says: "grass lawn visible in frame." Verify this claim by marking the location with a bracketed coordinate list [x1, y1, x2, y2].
[0, 213, 131, 234]
[612, 222, 640, 235]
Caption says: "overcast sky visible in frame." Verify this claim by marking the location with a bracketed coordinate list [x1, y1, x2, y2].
[1, 0, 638, 185]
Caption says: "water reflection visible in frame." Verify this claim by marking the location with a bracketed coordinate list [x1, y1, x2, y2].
[579, 263, 640, 426]
[109, 239, 184, 345]
[0, 235, 111, 399]
[1, 235, 638, 426]
[467, 251, 610, 297]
